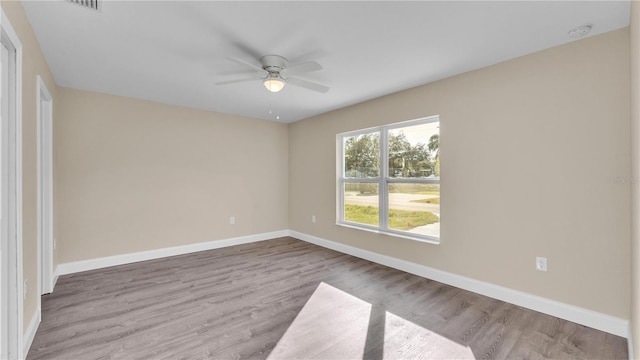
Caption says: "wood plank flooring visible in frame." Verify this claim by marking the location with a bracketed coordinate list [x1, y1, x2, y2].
[27, 237, 628, 360]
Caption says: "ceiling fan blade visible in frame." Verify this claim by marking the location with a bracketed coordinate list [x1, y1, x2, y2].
[226, 57, 267, 75]
[218, 69, 259, 76]
[215, 77, 259, 86]
[282, 61, 323, 76]
[286, 77, 329, 93]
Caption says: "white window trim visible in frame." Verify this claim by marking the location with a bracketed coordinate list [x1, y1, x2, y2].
[337, 116, 440, 244]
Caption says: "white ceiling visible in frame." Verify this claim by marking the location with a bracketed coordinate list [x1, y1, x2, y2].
[23, 1, 630, 123]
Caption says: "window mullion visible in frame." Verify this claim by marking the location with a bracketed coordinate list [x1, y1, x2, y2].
[380, 128, 389, 231]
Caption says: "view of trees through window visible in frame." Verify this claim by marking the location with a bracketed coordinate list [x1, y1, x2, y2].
[340, 119, 440, 239]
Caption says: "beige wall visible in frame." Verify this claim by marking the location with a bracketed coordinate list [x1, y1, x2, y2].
[289, 29, 631, 318]
[55, 88, 289, 263]
[630, 0, 639, 357]
[1, 0, 60, 334]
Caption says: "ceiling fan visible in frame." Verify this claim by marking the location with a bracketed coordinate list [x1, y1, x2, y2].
[216, 55, 329, 94]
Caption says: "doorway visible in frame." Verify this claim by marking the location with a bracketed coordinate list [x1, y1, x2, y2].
[1, 10, 24, 360]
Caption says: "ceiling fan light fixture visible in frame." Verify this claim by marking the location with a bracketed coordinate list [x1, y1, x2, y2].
[264, 75, 285, 92]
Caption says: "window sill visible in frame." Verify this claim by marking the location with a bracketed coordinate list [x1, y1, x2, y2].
[336, 221, 440, 245]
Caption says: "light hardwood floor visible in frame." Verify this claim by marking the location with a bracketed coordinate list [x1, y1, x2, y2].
[27, 237, 628, 359]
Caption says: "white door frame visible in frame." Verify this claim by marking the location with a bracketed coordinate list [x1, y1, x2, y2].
[37, 76, 53, 296]
[1, 9, 24, 360]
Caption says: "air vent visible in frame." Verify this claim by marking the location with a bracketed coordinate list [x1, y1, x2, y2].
[65, 0, 99, 11]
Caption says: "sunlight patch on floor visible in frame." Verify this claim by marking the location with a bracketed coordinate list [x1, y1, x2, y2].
[383, 311, 475, 359]
[268, 282, 475, 359]
[267, 282, 371, 359]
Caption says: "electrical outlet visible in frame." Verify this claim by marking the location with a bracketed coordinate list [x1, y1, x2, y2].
[311, 215, 316, 223]
[23, 279, 28, 299]
[230, 216, 235, 225]
[536, 257, 548, 272]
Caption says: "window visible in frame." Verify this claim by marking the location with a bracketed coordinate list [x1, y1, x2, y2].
[338, 116, 440, 243]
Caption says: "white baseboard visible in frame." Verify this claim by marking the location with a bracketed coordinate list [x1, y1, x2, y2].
[56, 230, 289, 276]
[23, 306, 40, 358]
[51, 229, 629, 340]
[52, 269, 59, 290]
[290, 230, 629, 338]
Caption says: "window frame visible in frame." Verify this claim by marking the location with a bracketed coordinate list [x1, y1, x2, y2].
[337, 115, 440, 244]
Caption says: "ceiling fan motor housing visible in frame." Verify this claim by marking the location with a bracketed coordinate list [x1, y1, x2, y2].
[260, 55, 288, 75]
